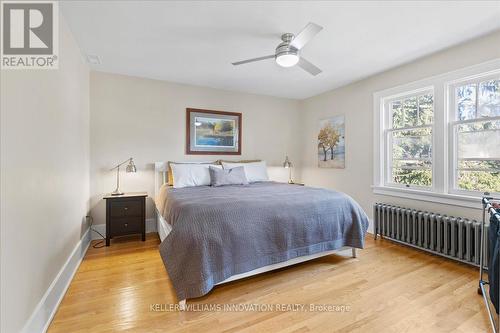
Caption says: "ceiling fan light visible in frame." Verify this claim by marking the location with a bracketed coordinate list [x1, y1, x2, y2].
[276, 54, 299, 68]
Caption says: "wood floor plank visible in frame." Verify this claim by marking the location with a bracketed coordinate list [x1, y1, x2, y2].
[48, 233, 492, 333]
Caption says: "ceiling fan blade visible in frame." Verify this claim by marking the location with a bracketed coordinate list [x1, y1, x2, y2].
[290, 22, 323, 50]
[232, 55, 275, 66]
[298, 58, 322, 76]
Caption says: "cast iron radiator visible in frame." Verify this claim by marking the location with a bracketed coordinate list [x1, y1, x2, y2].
[374, 203, 489, 268]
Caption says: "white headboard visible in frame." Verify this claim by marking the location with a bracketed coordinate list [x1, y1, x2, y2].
[154, 161, 169, 199]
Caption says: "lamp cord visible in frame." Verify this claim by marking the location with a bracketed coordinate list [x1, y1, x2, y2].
[86, 215, 106, 248]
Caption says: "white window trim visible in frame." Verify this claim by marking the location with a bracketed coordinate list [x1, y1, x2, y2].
[373, 58, 500, 209]
[446, 74, 500, 196]
[382, 87, 434, 192]
[371, 185, 481, 209]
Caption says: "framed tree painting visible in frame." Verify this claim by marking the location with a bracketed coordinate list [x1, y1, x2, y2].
[186, 108, 242, 155]
[317, 115, 345, 168]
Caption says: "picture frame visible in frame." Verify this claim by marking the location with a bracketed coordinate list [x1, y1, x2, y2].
[186, 108, 242, 155]
[317, 115, 345, 168]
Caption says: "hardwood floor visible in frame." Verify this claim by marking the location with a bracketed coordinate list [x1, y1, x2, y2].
[48, 233, 492, 333]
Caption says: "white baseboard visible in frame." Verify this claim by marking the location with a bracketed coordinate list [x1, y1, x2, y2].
[22, 228, 91, 333]
[90, 218, 157, 240]
[21, 218, 157, 332]
[367, 219, 374, 235]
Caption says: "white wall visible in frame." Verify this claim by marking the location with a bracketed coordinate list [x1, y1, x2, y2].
[298, 30, 500, 233]
[89, 72, 301, 226]
[0, 16, 90, 333]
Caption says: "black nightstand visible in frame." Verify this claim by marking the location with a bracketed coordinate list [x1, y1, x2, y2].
[104, 192, 147, 246]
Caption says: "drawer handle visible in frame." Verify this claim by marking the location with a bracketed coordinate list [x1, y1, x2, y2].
[124, 223, 128, 227]
[124, 207, 128, 210]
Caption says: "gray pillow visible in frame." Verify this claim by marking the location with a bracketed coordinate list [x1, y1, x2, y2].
[209, 166, 248, 187]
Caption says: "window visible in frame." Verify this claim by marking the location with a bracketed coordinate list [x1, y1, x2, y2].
[373, 60, 500, 207]
[451, 77, 500, 194]
[386, 92, 433, 188]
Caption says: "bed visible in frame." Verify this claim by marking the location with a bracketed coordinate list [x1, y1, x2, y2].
[154, 162, 369, 309]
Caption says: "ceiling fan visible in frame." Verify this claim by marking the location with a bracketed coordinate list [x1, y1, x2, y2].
[231, 22, 323, 76]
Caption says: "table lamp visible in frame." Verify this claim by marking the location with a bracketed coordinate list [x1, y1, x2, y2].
[110, 157, 136, 196]
[283, 156, 293, 184]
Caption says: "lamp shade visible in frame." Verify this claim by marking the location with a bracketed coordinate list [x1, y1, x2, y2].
[126, 159, 137, 173]
[276, 54, 299, 68]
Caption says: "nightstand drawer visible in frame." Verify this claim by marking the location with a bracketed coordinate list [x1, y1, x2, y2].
[110, 200, 142, 217]
[105, 193, 147, 246]
[111, 217, 142, 236]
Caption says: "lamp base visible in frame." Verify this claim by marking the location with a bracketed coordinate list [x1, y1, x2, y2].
[111, 191, 124, 196]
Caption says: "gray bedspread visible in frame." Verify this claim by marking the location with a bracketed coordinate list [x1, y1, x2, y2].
[158, 182, 369, 300]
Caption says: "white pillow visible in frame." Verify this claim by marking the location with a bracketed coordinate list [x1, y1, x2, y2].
[170, 163, 222, 188]
[221, 161, 269, 183]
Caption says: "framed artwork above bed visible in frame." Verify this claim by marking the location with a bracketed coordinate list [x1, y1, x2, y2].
[186, 108, 242, 155]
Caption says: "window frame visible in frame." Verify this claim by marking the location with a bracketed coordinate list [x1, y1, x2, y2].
[447, 73, 500, 197]
[382, 88, 435, 191]
[373, 59, 500, 209]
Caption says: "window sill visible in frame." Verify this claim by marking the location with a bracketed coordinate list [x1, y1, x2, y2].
[371, 186, 482, 209]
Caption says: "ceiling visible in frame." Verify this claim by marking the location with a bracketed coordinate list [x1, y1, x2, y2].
[61, 1, 500, 100]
